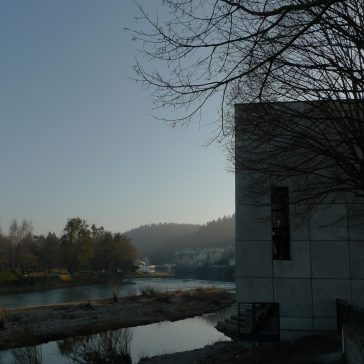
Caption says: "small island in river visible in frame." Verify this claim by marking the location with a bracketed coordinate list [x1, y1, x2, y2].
[0, 287, 234, 351]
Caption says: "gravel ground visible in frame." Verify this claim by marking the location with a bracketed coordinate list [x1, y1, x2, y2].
[140, 334, 344, 364]
[0, 289, 234, 350]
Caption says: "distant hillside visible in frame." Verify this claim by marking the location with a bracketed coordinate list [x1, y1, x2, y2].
[174, 215, 235, 249]
[124, 223, 200, 258]
[124, 215, 235, 264]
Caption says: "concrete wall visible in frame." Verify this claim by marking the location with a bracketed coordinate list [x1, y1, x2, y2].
[235, 191, 364, 334]
[235, 103, 364, 335]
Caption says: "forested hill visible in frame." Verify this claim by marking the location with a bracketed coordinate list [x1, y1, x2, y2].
[124, 223, 200, 258]
[124, 215, 235, 264]
[173, 215, 235, 249]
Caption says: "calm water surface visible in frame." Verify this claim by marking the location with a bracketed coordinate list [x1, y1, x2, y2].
[0, 279, 235, 364]
[0, 313, 230, 364]
[0, 278, 235, 308]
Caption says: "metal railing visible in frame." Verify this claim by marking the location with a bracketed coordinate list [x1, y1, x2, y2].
[238, 302, 280, 341]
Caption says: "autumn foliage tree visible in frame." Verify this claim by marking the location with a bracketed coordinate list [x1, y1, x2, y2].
[61, 218, 93, 273]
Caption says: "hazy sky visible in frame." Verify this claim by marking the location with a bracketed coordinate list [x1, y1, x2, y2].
[0, 0, 234, 236]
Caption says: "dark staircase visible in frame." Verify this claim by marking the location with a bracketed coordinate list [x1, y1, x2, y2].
[216, 302, 280, 342]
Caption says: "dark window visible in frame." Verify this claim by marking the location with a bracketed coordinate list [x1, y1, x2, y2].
[271, 187, 291, 260]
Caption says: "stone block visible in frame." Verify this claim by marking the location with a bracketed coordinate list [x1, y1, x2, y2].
[235, 173, 270, 205]
[350, 242, 364, 279]
[348, 204, 364, 241]
[313, 318, 337, 331]
[311, 241, 350, 279]
[351, 280, 364, 307]
[280, 317, 313, 330]
[274, 278, 312, 317]
[312, 279, 351, 317]
[236, 204, 271, 241]
[236, 241, 272, 278]
[236, 277, 273, 302]
[273, 241, 311, 278]
[310, 203, 348, 241]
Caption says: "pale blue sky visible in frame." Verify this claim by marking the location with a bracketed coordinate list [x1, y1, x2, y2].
[0, 0, 234, 236]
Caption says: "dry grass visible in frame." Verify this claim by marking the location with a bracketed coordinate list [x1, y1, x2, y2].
[127, 286, 229, 305]
[78, 301, 94, 310]
[0, 306, 23, 329]
[110, 281, 120, 303]
[137, 286, 172, 302]
[126, 286, 138, 299]
[180, 287, 229, 304]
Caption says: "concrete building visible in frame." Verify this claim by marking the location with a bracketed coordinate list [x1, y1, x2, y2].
[235, 101, 364, 339]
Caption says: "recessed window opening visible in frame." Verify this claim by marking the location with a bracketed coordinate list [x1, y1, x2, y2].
[271, 187, 291, 260]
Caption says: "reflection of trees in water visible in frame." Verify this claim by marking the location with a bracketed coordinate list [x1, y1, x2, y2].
[11, 346, 42, 364]
[58, 329, 133, 364]
[201, 304, 235, 325]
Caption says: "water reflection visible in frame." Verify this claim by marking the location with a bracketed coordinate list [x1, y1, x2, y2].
[0, 281, 235, 363]
[59, 329, 132, 364]
[11, 346, 42, 364]
[200, 303, 236, 325]
[1, 309, 231, 364]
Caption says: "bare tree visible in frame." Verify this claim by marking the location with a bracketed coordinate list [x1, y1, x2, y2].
[131, 0, 364, 213]
[61, 329, 132, 364]
[8, 219, 33, 270]
[12, 345, 42, 364]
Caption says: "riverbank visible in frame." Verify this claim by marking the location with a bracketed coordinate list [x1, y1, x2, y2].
[125, 272, 174, 279]
[0, 288, 234, 351]
[141, 333, 343, 364]
[0, 272, 125, 295]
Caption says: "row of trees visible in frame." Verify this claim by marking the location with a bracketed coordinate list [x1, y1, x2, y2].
[0, 218, 138, 273]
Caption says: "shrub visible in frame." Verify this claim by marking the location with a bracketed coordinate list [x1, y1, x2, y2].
[78, 301, 93, 310]
[154, 291, 171, 303]
[0, 271, 17, 284]
[111, 282, 120, 303]
[181, 287, 228, 303]
[140, 286, 157, 297]
[126, 286, 138, 299]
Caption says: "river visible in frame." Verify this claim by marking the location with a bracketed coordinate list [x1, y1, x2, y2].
[0, 277, 235, 308]
[0, 278, 235, 363]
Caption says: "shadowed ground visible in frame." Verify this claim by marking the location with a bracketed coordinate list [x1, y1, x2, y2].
[140, 334, 343, 364]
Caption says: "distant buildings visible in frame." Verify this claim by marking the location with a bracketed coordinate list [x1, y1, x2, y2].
[134, 260, 155, 274]
[174, 246, 234, 267]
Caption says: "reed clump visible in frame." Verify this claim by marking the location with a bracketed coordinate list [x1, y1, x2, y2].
[180, 287, 229, 305]
[78, 301, 94, 310]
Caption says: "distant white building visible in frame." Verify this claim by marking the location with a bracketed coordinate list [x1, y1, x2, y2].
[135, 260, 155, 274]
[235, 101, 364, 339]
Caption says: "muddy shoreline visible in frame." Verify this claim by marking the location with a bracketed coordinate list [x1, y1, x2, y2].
[0, 289, 234, 351]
